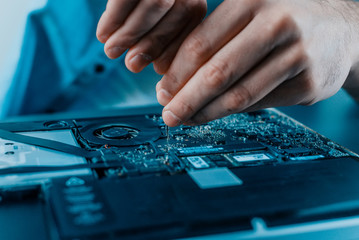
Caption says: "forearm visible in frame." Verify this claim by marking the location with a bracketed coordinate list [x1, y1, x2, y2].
[156, 0, 359, 126]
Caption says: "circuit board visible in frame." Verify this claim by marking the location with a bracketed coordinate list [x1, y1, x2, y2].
[71, 109, 353, 179]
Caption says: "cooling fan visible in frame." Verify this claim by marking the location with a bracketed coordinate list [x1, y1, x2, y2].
[77, 116, 161, 147]
[94, 126, 139, 140]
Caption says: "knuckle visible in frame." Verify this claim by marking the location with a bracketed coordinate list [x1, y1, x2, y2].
[285, 42, 310, 73]
[276, 9, 294, 27]
[267, 19, 286, 38]
[225, 87, 252, 112]
[300, 72, 319, 98]
[262, 8, 299, 44]
[204, 62, 229, 89]
[292, 43, 310, 66]
[184, 35, 210, 63]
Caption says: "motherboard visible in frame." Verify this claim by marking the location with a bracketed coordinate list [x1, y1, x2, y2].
[73, 108, 352, 179]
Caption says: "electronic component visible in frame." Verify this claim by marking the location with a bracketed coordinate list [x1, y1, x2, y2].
[232, 153, 272, 162]
[186, 156, 210, 169]
[77, 117, 161, 147]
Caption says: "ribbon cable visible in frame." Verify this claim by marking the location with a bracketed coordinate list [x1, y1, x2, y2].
[0, 129, 101, 158]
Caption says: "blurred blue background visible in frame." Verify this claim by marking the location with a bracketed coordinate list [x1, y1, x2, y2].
[0, 0, 46, 109]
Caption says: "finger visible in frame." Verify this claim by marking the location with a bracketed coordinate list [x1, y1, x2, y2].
[124, 0, 206, 73]
[96, 0, 140, 43]
[161, 10, 299, 127]
[242, 72, 311, 113]
[185, 42, 306, 125]
[156, 0, 256, 106]
[153, 17, 201, 75]
[105, 0, 175, 59]
[153, 1, 207, 75]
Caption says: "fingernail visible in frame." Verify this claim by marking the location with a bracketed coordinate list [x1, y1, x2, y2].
[156, 89, 172, 106]
[163, 110, 182, 127]
[106, 47, 125, 59]
[98, 34, 109, 43]
[129, 53, 152, 72]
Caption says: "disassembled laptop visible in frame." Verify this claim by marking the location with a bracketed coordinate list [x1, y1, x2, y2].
[0, 108, 358, 239]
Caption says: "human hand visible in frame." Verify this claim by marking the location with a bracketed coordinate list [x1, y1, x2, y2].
[96, 0, 207, 74]
[156, 0, 359, 127]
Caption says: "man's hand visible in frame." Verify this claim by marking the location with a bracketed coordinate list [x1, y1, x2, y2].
[156, 0, 359, 127]
[97, 0, 207, 74]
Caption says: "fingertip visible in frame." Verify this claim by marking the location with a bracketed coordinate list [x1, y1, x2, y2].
[105, 46, 126, 59]
[97, 33, 109, 44]
[96, 14, 110, 43]
[156, 89, 172, 106]
[162, 110, 182, 127]
[125, 53, 152, 73]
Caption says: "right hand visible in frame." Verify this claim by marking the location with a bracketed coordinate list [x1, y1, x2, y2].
[155, 0, 359, 127]
[96, 0, 207, 74]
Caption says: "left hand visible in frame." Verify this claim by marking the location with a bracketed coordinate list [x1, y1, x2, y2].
[96, 0, 207, 73]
